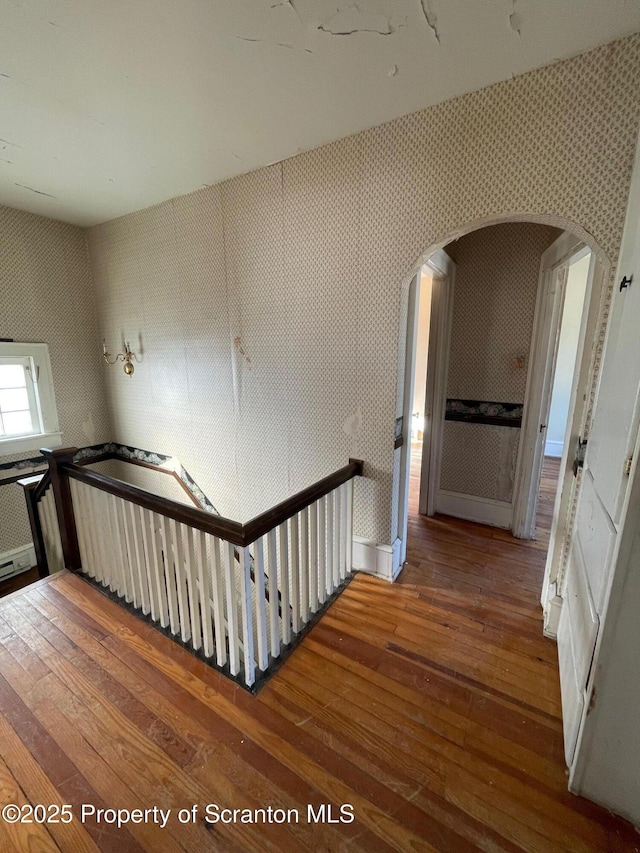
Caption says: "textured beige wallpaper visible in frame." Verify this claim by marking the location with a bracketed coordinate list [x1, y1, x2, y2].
[0, 205, 111, 554]
[446, 223, 561, 403]
[87, 35, 640, 545]
[440, 222, 560, 502]
[441, 422, 520, 503]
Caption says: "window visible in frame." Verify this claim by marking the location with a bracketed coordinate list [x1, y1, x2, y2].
[0, 342, 61, 456]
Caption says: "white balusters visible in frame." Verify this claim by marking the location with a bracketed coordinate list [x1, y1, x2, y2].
[108, 496, 127, 603]
[106, 493, 126, 598]
[195, 530, 215, 663]
[206, 534, 224, 665]
[86, 482, 104, 584]
[326, 491, 335, 598]
[170, 520, 190, 643]
[253, 538, 269, 673]
[159, 515, 180, 635]
[223, 541, 241, 677]
[63, 465, 358, 690]
[139, 508, 160, 621]
[333, 488, 341, 589]
[278, 521, 291, 646]
[317, 495, 327, 604]
[289, 514, 301, 635]
[299, 507, 310, 625]
[238, 546, 256, 687]
[129, 504, 151, 615]
[266, 530, 280, 660]
[183, 525, 202, 652]
[39, 487, 64, 573]
[70, 480, 92, 579]
[309, 502, 319, 613]
[346, 479, 353, 576]
[339, 482, 348, 581]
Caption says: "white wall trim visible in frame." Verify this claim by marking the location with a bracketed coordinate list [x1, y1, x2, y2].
[437, 490, 512, 528]
[543, 592, 563, 638]
[544, 440, 564, 458]
[0, 430, 62, 457]
[352, 536, 402, 581]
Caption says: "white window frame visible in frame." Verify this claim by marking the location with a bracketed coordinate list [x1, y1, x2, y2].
[0, 342, 62, 456]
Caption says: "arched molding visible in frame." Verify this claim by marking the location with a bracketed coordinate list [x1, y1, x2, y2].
[400, 211, 610, 303]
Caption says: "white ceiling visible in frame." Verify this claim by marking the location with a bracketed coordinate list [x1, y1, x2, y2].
[1, 0, 639, 227]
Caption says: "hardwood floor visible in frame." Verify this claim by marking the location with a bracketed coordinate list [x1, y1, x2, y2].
[0, 458, 638, 851]
[532, 455, 562, 544]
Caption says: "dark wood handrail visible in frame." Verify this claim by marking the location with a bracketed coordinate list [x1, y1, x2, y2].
[243, 460, 363, 543]
[62, 458, 364, 547]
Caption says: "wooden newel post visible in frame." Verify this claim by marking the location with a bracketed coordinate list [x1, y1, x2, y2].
[40, 447, 81, 572]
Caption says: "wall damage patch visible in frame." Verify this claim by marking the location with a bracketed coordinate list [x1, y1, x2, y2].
[234, 336, 252, 368]
[510, 0, 522, 36]
[317, 3, 402, 37]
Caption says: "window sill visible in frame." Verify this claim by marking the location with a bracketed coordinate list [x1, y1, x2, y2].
[0, 432, 63, 457]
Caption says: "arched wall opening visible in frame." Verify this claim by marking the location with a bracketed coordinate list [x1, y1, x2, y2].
[392, 212, 611, 598]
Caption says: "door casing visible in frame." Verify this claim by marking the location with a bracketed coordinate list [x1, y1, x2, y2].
[512, 234, 603, 545]
[396, 249, 455, 566]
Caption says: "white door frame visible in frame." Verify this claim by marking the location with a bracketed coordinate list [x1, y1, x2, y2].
[512, 232, 593, 540]
[419, 250, 456, 516]
[397, 250, 455, 566]
[541, 253, 605, 634]
[397, 273, 420, 566]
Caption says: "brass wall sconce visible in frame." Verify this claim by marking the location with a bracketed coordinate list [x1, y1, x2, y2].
[102, 340, 138, 376]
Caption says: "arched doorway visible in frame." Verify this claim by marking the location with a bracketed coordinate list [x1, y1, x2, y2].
[394, 212, 610, 631]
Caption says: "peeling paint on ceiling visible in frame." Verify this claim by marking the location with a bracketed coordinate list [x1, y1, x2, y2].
[419, 0, 441, 44]
[510, 0, 523, 37]
[0, 0, 638, 226]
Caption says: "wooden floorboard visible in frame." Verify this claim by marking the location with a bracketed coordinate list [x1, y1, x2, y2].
[0, 451, 638, 851]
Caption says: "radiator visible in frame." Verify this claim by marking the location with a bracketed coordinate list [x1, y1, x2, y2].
[0, 544, 36, 582]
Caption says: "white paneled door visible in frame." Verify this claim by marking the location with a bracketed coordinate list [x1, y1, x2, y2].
[558, 140, 640, 768]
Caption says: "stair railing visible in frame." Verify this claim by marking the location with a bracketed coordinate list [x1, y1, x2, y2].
[22, 447, 363, 690]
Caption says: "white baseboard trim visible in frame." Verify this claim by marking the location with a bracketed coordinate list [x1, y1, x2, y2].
[437, 490, 512, 529]
[352, 536, 402, 581]
[544, 440, 564, 458]
[543, 594, 563, 639]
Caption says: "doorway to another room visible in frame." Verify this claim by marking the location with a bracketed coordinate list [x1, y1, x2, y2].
[534, 249, 592, 549]
[399, 220, 603, 613]
[408, 265, 433, 528]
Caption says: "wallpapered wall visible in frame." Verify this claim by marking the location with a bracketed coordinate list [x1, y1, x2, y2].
[87, 35, 640, 547]
[440, 223, 561, 502]
[0, 205, 111, 554]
